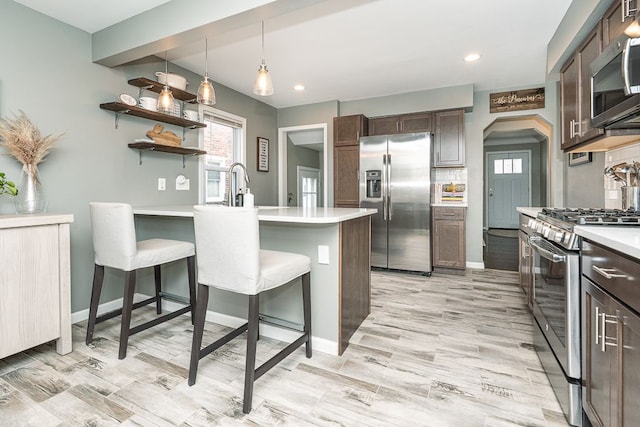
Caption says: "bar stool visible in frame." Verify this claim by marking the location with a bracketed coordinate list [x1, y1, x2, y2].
[188, 206, 312, 414]
[86, 202, 196, 359]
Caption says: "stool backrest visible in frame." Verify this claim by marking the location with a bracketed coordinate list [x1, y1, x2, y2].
[193, 206, 261, 294]
[89, 202, 138, 269]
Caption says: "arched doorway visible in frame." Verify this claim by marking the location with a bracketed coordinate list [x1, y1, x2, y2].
[482, 114, 552, 270]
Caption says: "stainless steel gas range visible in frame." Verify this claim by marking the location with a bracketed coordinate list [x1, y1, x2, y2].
[526, 208, 640, 427]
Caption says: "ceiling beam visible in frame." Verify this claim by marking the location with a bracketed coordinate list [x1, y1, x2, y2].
[91, 0, 327, 67]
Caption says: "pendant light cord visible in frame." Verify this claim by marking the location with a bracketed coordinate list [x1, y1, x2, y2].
[165, 50, 168, 75]
[205, 39, 209, 77]
[261, 20, 265, 65]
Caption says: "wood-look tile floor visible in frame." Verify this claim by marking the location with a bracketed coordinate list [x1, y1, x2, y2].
[0, 270, 569, 426]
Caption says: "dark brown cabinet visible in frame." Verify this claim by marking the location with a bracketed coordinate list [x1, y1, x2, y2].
[333, 115, 368, 207]
[334, 114, 367, 147]
[602, 0, 638, 48]
[432, 206, 466, 271]
[333, 145, 360, 207]
[368, 112, 432, 136]
[433, 110, 465, 167]
[583, 278, 640, 427]
[518, 214, 534, 311]
[582, 240, 640, 427]
[560, 27, 604, 151]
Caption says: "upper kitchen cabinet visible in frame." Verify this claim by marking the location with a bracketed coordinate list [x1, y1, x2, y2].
[369, 112, 432, 136]
[433, 109, 465, 167]
[561, 26, 604, 151]
[334, 114, 368, 147]
[602, 0, 638, 48]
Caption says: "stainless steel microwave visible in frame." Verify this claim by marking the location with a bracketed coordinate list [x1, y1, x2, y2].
[591, 34, 640, 129]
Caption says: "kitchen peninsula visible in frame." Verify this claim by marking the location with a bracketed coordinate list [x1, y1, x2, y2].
[133, 205, 376, 355]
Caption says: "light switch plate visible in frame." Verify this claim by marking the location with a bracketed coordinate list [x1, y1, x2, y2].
[158, 178, 166, 191]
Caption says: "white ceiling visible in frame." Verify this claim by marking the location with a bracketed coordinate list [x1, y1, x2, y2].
[14, 0, 573, 109]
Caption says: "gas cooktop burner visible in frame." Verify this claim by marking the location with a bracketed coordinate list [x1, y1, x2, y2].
[539, 208, 640, 225]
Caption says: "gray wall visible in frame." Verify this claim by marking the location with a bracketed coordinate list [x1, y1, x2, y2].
[0, 1, 277, 312]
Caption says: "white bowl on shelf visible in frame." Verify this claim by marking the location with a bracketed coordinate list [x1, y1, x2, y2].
[155, 72, 188, 91]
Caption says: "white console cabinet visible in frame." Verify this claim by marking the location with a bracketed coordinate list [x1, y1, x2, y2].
[0, 213, 73, 358]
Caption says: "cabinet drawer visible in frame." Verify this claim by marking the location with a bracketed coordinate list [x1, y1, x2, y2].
[433, 207, 464, 220]
[582, 239, 640, 314]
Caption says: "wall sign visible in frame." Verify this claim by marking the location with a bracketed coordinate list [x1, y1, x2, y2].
[490, 88, 545, 113]
[257, 137, 269, 172]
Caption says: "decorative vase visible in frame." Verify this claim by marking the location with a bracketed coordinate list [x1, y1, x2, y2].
[14, 164, 48, 214]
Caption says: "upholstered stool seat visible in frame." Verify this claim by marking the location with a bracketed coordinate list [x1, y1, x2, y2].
[86, 202, 196, 359]
[188, 206, 312, 414]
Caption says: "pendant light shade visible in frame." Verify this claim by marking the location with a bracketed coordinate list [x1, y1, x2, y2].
[157, 51, 175, 113]
[253, 21, 274, 96]
[197, 39, 216, 105]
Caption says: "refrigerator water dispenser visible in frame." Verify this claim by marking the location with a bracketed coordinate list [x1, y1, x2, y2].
[366, 170, 382, 198]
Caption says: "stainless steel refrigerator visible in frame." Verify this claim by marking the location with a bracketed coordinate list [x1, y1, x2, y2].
[359, 133, 431, 274]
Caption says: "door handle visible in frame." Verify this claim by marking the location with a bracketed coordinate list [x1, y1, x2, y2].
[592, 265, 627, 279]
[387, 154, 392, 220]
[489, 188, 493, 197]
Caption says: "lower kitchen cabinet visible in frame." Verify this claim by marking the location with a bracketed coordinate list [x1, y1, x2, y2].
[583, 278, 640, 427]
[432, 206, 466, 272]
[582, 239, 640, 427]
[0, 214, 74, 358]
[518, 214, 534, 311]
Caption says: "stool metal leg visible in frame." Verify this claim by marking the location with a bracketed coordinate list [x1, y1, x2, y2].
[119, 270, 137, 359]
[187, 256, 196, 324]
[85, 264, 105, 345]
[243, 294, 260, 414]
[302, 272, 312, 358]
[154, 265, 162, 314]
[188, 284, 209, 386]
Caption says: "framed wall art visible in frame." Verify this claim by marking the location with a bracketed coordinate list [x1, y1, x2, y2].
[568, 152, 592, 167]
[257, 137, 269, 172]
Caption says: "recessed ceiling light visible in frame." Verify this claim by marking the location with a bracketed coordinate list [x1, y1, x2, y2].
[464, 53, 480, 62]
[293, 84, 305, 91]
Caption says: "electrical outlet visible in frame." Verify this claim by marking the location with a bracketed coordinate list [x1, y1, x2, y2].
[158, 178, 166, 191]
[317, 245, 329, 264]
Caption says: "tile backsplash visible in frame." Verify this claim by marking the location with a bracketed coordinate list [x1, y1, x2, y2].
[604, 143, 640, 209]
[433, 168, 468, 203]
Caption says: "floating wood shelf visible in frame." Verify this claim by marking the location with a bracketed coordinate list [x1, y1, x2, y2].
[128, 142, 206, 168]
[128, 77, 198, 103]
[100, 102, 206, 129]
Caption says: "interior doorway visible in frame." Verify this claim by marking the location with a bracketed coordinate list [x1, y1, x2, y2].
[278, 123, 328, 207]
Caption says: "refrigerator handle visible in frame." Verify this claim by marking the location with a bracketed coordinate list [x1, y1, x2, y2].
[387, 154, 392, 220]
[382, 154, 388, 220]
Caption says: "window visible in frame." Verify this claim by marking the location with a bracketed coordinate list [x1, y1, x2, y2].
[199, 107, 246, 204]
[493, 158, 523, 175]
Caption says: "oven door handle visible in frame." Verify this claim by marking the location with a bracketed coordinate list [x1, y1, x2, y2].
[529, 237, 566, 263]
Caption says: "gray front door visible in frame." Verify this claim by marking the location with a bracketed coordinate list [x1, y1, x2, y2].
[488, 151, 530, 229]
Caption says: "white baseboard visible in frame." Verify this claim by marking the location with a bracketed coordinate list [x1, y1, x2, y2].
[466, 261, 485, 269]
[72, 294, 338, 355]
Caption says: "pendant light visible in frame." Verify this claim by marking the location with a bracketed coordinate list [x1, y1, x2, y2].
[197, 38, 216, 105]
[253, 20, 274, 96]
[157, 51, 175, 113]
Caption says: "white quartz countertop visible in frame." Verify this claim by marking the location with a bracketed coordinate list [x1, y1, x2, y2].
[517, 207, 543, 218]
[575, 226, 640, 261]
[0, 213, 74, 229]
[133, 205, 377, 224]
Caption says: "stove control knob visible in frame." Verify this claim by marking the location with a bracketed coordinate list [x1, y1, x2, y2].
[555, 232, 564, 243]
